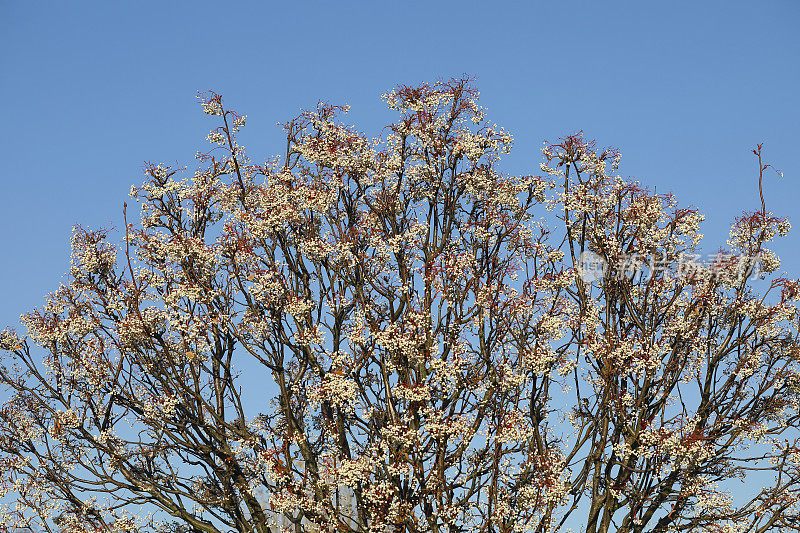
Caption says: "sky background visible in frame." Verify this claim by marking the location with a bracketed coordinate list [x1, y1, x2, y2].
[1, 1, 798, 328]
[0, 2, 798, 529]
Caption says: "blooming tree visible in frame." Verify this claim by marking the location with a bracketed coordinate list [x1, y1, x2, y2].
[1, 77, 799, 533]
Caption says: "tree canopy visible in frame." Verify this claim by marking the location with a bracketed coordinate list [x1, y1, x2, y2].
[1, 77, 799, 533]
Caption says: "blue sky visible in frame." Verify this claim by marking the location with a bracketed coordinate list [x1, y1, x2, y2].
[1, 0, 798, 328]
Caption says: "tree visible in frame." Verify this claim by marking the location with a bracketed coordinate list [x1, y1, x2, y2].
[0, 76, 798, 533]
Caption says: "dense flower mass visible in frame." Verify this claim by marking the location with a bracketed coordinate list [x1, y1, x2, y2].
[0, 77, 798, 533]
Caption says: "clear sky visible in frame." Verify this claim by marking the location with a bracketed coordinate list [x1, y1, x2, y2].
[1, 0, 798, 329]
